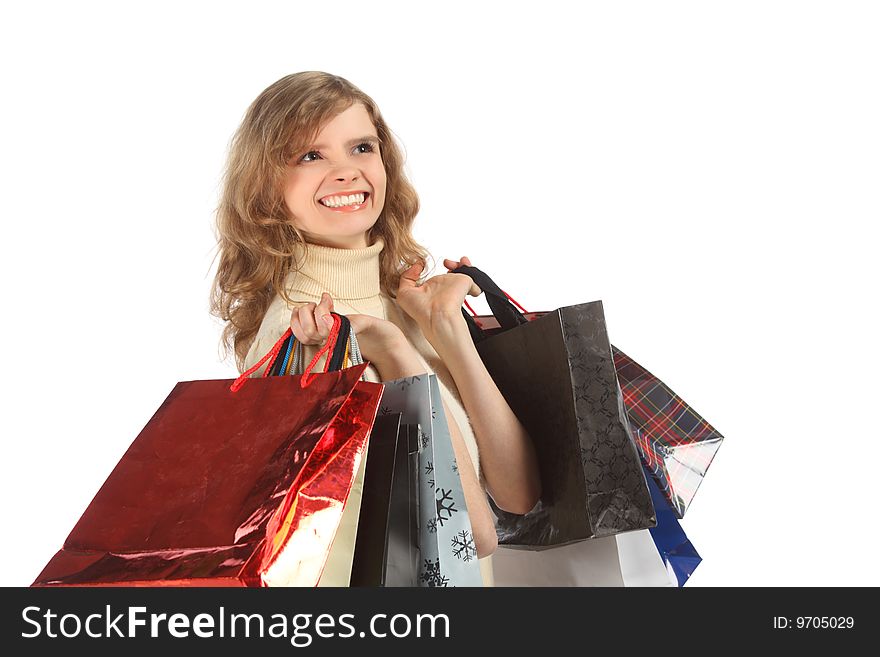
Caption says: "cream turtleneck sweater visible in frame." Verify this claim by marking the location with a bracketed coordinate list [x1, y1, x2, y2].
[241, 237, 493, 586]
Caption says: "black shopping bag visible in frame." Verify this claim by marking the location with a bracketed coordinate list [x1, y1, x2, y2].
[350, 415, 421, 586]
[385, 423, 420, 586]
[454, 266, 656, 548]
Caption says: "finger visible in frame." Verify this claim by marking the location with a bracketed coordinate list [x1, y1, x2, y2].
[457, 256, 478, 294]
[316, 292, 331, 315]
[397, 262, 422, 292]
[458, 270, 481, 296]
[447, 273, 481, 298]
[297, 303, 322, 344]
[315, 293, 334, 338]
[345, 313, 370, 339]
[464, 276, 482, 296]
[443, 258, 460, 271]
[314, 311, 333, 340]
[292, 304, 314, 344]
[289, 306, 311, 345]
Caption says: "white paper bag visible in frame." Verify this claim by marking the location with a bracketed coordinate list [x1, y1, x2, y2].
[492, 530, 674, 587]
[617, 529, 676, 587]
[492, 537, 625, 586]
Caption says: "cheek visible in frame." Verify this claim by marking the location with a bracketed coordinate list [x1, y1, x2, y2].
[371, 164, 388, 197]
[283, 174, 314, 209]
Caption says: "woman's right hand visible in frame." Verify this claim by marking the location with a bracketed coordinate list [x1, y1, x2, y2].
[288, 292, 337, 347]
[289, 293, 412, 369]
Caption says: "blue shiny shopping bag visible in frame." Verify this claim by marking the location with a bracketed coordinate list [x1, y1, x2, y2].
[643, 465, 702, 586]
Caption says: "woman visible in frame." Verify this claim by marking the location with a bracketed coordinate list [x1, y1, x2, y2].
[210, 71, 540, 585]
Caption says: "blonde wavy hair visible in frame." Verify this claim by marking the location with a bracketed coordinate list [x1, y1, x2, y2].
[209, 72, 431, 372]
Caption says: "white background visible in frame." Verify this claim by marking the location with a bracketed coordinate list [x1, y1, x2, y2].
[1, 1, 877, 587]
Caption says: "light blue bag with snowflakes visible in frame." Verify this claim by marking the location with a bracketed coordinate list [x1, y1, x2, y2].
[380, 374, 483, 587]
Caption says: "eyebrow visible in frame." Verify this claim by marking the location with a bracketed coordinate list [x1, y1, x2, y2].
[306, 135, 381, 150]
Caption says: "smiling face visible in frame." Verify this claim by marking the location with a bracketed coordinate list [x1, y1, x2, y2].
[282, 103, 387, 249]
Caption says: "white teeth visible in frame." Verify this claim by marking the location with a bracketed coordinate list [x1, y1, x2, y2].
[320, 193, 366, 208]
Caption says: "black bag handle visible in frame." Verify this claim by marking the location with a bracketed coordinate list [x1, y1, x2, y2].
[268, 312, 350, 375]
[452, 265, 529, 343]
[327, 313, 351, 371]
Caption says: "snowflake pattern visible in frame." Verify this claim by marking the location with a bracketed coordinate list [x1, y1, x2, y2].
[435, 488, 459, 527]
[425, 460, 435, 490]
[451, 530, 476, 562]
[395, 375, 422, 391]
[380, 406, 393, 415]
[419, 428, 429, 450]
[427, 517, 437, 534]
[451, 458, 458, 474]
[420, 558, 449, 587]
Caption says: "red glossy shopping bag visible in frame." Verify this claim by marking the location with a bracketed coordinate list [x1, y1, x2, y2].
[33, 317, 382, 587]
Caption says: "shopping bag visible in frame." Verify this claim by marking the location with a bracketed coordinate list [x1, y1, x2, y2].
[614, 348, 724, 517]
[642, 462, 702, 586]
[494, 527, 678, 587]
[33, 315, 382, 587]
[350, 415, 421, 587]
[379, 375, 483, 587]
[266, 314, 374, 587]
[492, 537, 626, 586]
[456, 269, 724, 519]
[453, 265, 656, 548]
[349, 412, 402, 586]
[385, 422, 421, 586]
[616, 529, 677, 587]
[278, 316, 423, 587]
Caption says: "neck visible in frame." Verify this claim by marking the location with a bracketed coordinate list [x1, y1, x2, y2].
[300, 231, 370, 249]
[288, 237, 385, 300]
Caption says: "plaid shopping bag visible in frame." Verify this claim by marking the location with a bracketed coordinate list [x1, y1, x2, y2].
[613, 349, 724, 518]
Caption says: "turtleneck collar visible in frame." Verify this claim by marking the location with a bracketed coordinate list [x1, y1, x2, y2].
[287, 237, 384, 300]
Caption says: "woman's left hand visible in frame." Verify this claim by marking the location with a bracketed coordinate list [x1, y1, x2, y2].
[396, 255, 482, 340]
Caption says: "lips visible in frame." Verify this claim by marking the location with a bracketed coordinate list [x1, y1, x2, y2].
[318, 191, 370, 207]
[318, 192, 370, 213]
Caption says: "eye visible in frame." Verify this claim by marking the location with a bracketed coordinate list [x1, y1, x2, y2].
[296, 141, 379, 164]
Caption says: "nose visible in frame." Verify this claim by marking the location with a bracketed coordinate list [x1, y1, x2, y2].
[333, 166, 360, 183]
